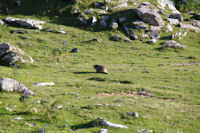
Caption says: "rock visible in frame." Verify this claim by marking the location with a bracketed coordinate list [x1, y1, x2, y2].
[91, 16, 97, 26]
[97, 129, 108, 133]
[136, 2, 164, 26]
[80, 17, 87, 25]
[110, 21, 118, 29]
[133, 20, 147, 30]
[161, 40, 186, 49]
[166, 24, 173, 32]
[34, 82, 55, 86]
[192, 13, 200, 20]
[5, 17, 45, 30]
[101, 120, 128, 128]
[71, 48, 79, 52]
[86, 8, 94, 14]
[101, 6, 109, 11]
[85, 38, 102, 43]
[150, 26, 162, 32]
[131, 35, 139, 40]
[58, 29, 66, 34]
[72, 8, 81, 14]
[157, 0, 180, 14]
[124, 37, 131, 42]
[180, 23, 200, 31]
[112, 1, 128, 9]
[149, 30, 159, 39]
[119, 17, 126, 23]
[94, 2, 101, 7]
[182, 32, 187, 37]
[147, 39, 157, 44]
[98, 10, 107, 14]
[136, 129, 153, 133]
[134, 112, 139, 118]
[190, 20, 200, 28]
[113, 35, 122, 41]
[126, 112, 133, 116]
[100, 16, 109, 27]
[169, 14, 183, 21]
[166, 18, 179, 25]
[142, 34, 149, 39]
[0, 42, 34, 65]
[0, 19, 5, 25]
[0, 78, 34, 95]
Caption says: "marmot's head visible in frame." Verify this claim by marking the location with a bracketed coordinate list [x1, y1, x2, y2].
[93, 65, 98, 69]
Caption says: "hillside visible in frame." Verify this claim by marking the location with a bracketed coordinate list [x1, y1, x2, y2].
[0, 0, 200, 133]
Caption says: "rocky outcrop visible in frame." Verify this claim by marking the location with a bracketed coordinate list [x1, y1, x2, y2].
[0, 43, 34, 65]
[0, 78, 34, 95]
[180, 23, 200, 31]
[161, 40, 186, 49]
[166, 18, 179, 25]
[157, 0, 180, 14]
[136, 2, 164, 26]
[5, 17, 45, 30]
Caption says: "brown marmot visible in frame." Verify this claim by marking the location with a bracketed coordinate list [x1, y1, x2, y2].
[93, 65, 108, 74]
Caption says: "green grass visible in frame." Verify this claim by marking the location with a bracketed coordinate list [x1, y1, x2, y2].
[0, 0, 200, 133]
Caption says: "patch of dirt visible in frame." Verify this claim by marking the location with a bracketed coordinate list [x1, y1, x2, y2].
[98, 88, 153, 97]
[171, 62, 199, 66]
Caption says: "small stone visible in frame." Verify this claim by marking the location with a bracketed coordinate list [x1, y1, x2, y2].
[101, 120, 128, 128]
[58, 30, 66, 34]
[97, 129, 108, 133]
[126, 112, 133, 116]
[134, 112, 139, 118]
[15, 116, 22, 120]
[5, 107, 13, 111]
[86, 8, 94, 14]
[166, 24, 173, 32]
[130, 35, 139, 40]
[161, 40, 186, 49]
[166, 18, 179, 25]
[136, 129, 152, 133]
[142, 34, 149, 39]
[147, 39, 157, 44]
[110, 22, 118, 29]
[149, 30, 160, 39]
[124, 37, 131, 42]
[71, 48, 79, 52]
[0, 19, 5, 25]
[91, 16, 97, 26]
[80, 17, 87, 25]
[169, 14, 183, 21]
[113, 35, 122, 41]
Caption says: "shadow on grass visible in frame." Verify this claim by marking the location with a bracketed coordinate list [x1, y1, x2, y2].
[74, 72, 96, 74]
[88, 77, 106, 82]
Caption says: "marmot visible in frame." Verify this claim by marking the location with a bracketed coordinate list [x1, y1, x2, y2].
[93, 65, 108, 74]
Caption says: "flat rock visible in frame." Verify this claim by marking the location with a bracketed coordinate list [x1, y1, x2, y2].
[180, 23, 200, 31]
[97, 129, 108, 133]
[0, 42, 34, 65]
[166, 24, 173, 32]
[133, 20, 148, 30]
[190, 20, 200, 28]
[137, 2, 164, 26]
[5, 17, 45, 30]
[166, 18, 179, 25]
[150, 26, 162, 32]
[101, 120, 128, 128]
[161, 40, 186, 49]
[169, 14, 183, 21]
[0, 78, 34, 95]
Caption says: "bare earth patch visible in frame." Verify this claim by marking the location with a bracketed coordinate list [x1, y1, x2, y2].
[171, 62, 199, 66]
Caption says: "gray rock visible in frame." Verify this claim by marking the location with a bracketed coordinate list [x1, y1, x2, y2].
[119, 17, 126, 23]
[136, 129, 153, 133]
[91, 16, 97, 26]
[110, 21, 118, 29]
[157, 0, 180, 14]
[71, 48, 79, 52]
[86, 8, 94, 14]
[113, 35, 122, 41]
[137, 2, 164, 26]
[190, 20, 200, 28]
[142, 34, 149, 39]
[166, 24, 173, 32]
[130, 35, 139, 40]
[0, 78, 34, 95]
[0, 42, 34, 65]
[166, 18, 179, 25]
[0, 19, 5, 25]
[97, 129, 108, 133]
[112, 1, 128, 9]
[169, 14, 183, 21]
[101, 120, 128, 128]
[133, 20, 147, 30]
[150, 30, 160, 39]
[180, 23, 200, 31]
[192, 13, 200, 20]
[134, 112, 139, 118]
[80, 17, 87, 25]
[5, 17, 45, 30]
[161, 40, 186, 49]
[150, 26, 162, 32]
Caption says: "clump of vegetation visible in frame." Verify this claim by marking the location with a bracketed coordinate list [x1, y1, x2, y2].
[172, 0, 200, 12]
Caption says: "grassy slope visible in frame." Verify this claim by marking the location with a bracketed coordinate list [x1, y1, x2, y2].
[0, 0, 200, 132]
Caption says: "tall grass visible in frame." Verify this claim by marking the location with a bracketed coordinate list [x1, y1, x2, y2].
[172, 0, 200, 12]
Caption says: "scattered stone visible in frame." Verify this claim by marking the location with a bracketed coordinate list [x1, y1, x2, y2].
[112, 35, 122, 41]
[161, 40, 186, 49]
[101, 120, 128, 128]
[26, 123, 36, 127]
[101, 6, 109, 11]
[166, 18, 179, 25]
[57, 105, 63, 109]
[91, 16, 97, 26]
[86, 8, 94, 14]
[112, 1, 128, 10]
[100, 16, 109, 27]
[166, 24, 173, 32]
[169, 14, 183, 21]
[157, 0, 180, 14]
[190, 20, 200, 28]
[12, 105, 17, 108]
[15, 116, 22, 120]
[136, 129, 153, 133]
[149, 30, 159, 39]
[142, 34, 149, 39]
[5, 107, 13, 111]
[182, 32, 187, 37]
[150, 26, 162, 32]
[147, 39, 157, 44]
[58, 29, 66, 34]
[98, 10, 107, 14]
[80, 17, 87, 25]
[0, 42, 34, 65]
[131, 35, 139, 40]
[0, 78, 34, 95]
[137, 2, 164, 26]
[97, 129, 108, 133]
[192, 13, 200, 20]
[34, 82, 55, 86]
[124, 37, 131, 42]
[180, 23, 200, 31]
[134, 112, 139, 118]
[126, 112, 133, 116]
[0, 19, 5, 25]
[31, 108, 38, 112]
[71, 48, 79, 52]
[119, 17, 126, 23]
[137, 88, 153, 96]
[133, 20, 147, 30]
[110, 21, 118, 29]
[94, 2, 101, 7]
[5, 17, 45, 30]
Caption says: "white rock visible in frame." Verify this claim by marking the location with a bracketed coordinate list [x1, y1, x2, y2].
[136, 129, 153, 132]
[91, 16, 97, 26]
[101, 120, 128, 128]
[35, 82, 55, 86]
[5, 107, 13, 111]
[148, 39, 157, 44]
[97, 129, 108, 133]
[162, 40, 186, 48]
[58, 30, 66, 34]
[180, 23, 200, 31]
[0, 19, 5, 25]
[157, 0, 180, 14]
[166, 24, 173, 32]
[166, 18, 179, 25]
[134, 112, 139, 118]
[15, 116, 22, 120]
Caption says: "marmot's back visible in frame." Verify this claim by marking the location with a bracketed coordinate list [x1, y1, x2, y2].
[93, 65, 108, 74]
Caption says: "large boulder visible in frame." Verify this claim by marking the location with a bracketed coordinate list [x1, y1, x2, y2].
[136, 2, 164, 26]
[5, 17, 45, 30]
[0, 43, 34, 65]
[0, 78, 34, 95]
